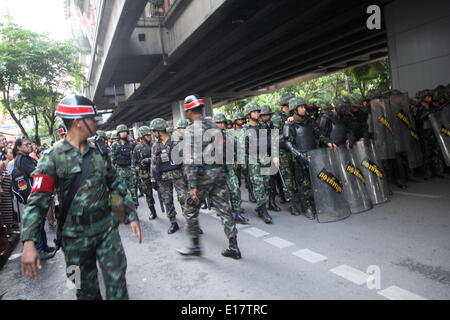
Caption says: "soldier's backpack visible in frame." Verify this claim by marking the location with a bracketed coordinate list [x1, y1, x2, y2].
[11, 156, 33, 204]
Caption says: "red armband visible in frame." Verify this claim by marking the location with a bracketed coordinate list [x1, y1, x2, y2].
[31, 174, 56, 193]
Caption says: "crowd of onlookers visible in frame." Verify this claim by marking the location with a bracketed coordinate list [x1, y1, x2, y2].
[0, 135, 54, 266]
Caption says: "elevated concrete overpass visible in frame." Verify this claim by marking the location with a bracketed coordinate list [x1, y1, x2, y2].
[76, 0, 450, 129]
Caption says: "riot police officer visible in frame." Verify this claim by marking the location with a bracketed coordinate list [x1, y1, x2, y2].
[133, 126, 157, 220]
[319, 96, 355, 149]
[111, 124, 138, 207]
[283, 97, 336, 220]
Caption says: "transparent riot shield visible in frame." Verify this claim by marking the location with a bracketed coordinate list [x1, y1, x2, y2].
[352, 140, 390, 205]
[307, 148, 351, 223]
[429, 111, 450, 166]
[334, 146, 373, 214]
[370, 99, 396, 160]
[389, 93, 410, 153]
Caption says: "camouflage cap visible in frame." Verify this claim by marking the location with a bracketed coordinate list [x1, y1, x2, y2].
[175, 119, 191, 129]
[260, 105, 273, 115]
[279, 93, 295, 106]
[332, 96, 351, 112]
[232, 111, 246, 122]
[150, 118, 167, 131]
[138, 126, 152, 138]
[116, 124, 128, 133]
[288, 97, 307, 112]
[213, 113, 227, 123]
[166, 127, 174, 134]
[244, 102, 261, 115]
[226, 119, 233, 126]
[96, 130, 107, 139]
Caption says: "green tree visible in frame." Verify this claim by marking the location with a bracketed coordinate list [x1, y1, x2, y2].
[0, 16, 83, 143]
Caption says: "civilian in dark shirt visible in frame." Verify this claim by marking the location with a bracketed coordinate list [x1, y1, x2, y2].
[13, 138, 54, 259]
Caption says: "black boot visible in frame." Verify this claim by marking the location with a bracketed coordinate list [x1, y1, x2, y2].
[168, 222, 179, 234]
[233, 211, 249, 224]
[177, 237, 201, 256]
[304, 207, 315, 220]
[149, 206, 157, 220]
[221, 236, 241, 259]
[289, 206, 300, 216]
[279, 193, 287, 204]
[268, 194, 281, 212]
[248, 189, 256, 203]
[256, 205, 273, 224]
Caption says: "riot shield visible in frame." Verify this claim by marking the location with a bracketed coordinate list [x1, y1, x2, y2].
[352, 140, 390, 205]
[388, 93, 410, 153]
[307, 148, 351, 223]
[370, 99, 396, 160]
[334, 146, 373, 214]
[429, 111, 450, 166]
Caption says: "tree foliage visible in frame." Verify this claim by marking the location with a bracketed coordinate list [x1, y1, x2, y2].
[0, 15, 83, 143]
[216, 59, 391, 118]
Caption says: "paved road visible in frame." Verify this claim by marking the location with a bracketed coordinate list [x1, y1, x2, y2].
[1, 178, 449, 300]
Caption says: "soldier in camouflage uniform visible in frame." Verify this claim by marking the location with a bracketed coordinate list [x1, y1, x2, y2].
[230, 111, 253, 207]
[20, 95, 142, 300]
[133, 126, 157, 220]
[259, 105, 282, 212]
[414, 90, 448, 179]
[283, 97, 335, 220]
[213, 113, 248, 224]
[270, 94, 299, 215]
[240, 102, 280, 224]
[111, 125, 138, 207]
[172, 119, 191, 143]
[150, 118, 188, 234]
[178, 95, 241, 259]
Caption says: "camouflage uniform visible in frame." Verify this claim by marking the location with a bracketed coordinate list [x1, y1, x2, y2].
[133, 141, 155, 211]
[21, 139, 138, 300]
[111, 139, 138, 206]
[271, 109, 295, 206]
[284, 114, 330, 216]
[151, 137, 188, 224]
[183, 116, 237, 238]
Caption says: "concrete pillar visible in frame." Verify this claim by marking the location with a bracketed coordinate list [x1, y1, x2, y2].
[385, 0, 450, 96]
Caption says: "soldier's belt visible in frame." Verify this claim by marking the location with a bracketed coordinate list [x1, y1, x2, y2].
[71, 209, 110, 225]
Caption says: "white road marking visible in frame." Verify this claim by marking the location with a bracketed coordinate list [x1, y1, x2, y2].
[377, 286, 427, 300]
[242, 227, 270, 238]
[330, 265, 370, 285]
[264, 237, 294, 249]
[236, 224, 251, 230]
[393, 191, 441, 199]
[292, 249, 328, 263]
[8, 253, 22, 261]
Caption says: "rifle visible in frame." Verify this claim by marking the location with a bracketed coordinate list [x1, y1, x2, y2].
[157, 188, 165, 213]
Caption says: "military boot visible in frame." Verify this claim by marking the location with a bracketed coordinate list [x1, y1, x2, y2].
[149, 206, 157, 220]
[168, 222, 179, 234]
[177, 237, 201, 256]
[268, 193, 281, 212]
[248, 189, 256, 203]
[233, 211, 249, 224]
[221, 236, 241, 259]
[289, 206, 301, 216]
[256, 205, 273, 224]
[304, 207, 316, 220]
[279, 192, 287, 204]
